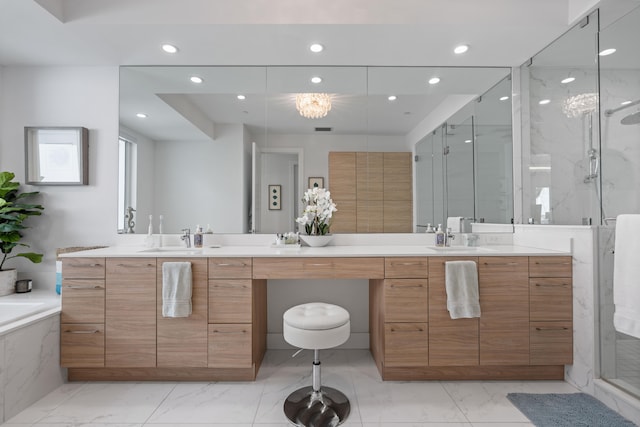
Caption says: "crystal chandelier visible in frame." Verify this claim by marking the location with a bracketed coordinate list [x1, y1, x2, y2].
[562, 93, 598, 118]
[295, 93, 332, 119]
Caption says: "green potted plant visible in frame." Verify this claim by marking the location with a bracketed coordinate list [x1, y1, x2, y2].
[0, 171, 44, 296]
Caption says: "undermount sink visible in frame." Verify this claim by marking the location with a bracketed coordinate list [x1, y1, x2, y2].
[139, 245, 221, 253]
[426, 246, 495, 252]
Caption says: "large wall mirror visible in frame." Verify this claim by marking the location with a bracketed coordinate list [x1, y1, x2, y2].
[118, 66, 512, 235]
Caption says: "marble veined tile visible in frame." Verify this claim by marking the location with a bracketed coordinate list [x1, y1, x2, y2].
[5, 382, 85, 424]
[362, 423, 471, 427]
[36, 382, 175, 424]
[442, 380, 578, 423]
[0, 335, 5, 423]
[33, 423, 143, 427]
[147, 381, 265, 424]
[354, 378, 467, 423]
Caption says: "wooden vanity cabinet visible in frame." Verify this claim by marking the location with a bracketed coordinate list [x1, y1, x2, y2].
[478, 256, 530, 365]
[105, 258, 157, 368]
[208, 258, 266, 372]
[529, 256, 573, 365]
[156, 258, 208, 367]
[428, 257, 479, 366]
[60, 257, 106, 367]
[371, 257, 428, 371]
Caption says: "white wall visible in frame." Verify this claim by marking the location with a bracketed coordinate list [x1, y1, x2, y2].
[153, 124, 248, 234]
[0, 66, 119, 289]
[260, 152, 297, 234]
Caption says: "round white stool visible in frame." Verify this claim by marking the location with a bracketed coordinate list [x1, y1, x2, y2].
[282, 302, 351, 427]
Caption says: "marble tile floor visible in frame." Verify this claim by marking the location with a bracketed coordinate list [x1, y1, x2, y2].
[2, 349, 580, 427]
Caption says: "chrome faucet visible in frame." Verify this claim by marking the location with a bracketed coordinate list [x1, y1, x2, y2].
[181, 228, 191, 248]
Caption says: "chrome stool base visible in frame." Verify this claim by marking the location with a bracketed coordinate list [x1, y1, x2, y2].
[284, 386, 350, 427]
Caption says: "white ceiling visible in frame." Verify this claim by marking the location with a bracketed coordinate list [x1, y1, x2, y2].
[1, 0, 579, 67]
[3, 0, 637, 140]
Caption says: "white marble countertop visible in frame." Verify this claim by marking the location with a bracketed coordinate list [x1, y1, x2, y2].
[59, 244, 571, 258]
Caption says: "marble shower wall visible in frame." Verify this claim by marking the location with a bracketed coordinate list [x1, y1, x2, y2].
[599, 68, 640, 218]
[524, 66, 601, 225]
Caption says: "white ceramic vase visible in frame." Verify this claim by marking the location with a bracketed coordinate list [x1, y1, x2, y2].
[299, 234, 333, 247]
[0, 269, 18, 296]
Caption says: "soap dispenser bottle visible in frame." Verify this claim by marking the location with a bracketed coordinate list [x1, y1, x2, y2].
[435, 224, 446, 247]
[194, 225, 203, 248]
[145, 215, 155, 248]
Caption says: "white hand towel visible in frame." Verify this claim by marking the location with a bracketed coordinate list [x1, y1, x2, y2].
[162, 262, 192, 318]
[447, 217, 464, 233]
[445, 260, 480, 319]
[614, 214, 640, 338]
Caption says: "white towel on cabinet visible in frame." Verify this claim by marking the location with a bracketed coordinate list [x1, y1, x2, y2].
[162, 262, 192, 318]
[445, 260, 480, 319]
[614, 214, 640, 338]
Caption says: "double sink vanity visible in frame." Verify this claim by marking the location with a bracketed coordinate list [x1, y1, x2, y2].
[59, 243, 573, 382]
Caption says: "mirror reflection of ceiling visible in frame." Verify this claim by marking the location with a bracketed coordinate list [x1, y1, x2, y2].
[119, 66, 511, 141]
[1, 0, 598, 68]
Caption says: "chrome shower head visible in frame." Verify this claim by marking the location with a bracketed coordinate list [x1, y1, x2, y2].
[621, 111, 640, 125]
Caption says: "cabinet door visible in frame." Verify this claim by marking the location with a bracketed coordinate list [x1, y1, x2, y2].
[428, 257, 479, 366]
[209, 279, 252, 323]
[61, 324, 104, 367]
[157, 258, 208, 368]
[208, 324, 253, 368]
[106, 258, 157, 367]
[384, 323, 428, 367]
[479, 257, 529, 365]
[384, 279, 428, 323]
[530, 321, 573, 365]
[329, 151, 357, 232]
[61, 279, 105, 323]
[530, 278, 572, 322]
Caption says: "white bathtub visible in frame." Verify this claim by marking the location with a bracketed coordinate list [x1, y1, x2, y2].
[0, 290, 64, 423]
[0, 291, 60, 335]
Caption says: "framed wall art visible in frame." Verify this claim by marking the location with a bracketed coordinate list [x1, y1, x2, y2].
[268, 184, 281, 210]
[25, 126, 89, 185]
[308, 177, 324, 189]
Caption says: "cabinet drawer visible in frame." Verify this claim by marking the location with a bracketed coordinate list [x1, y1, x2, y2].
[252, 257, 384, 279]
[60, 323, 105, 367]
[61, 280, 105, 323]
[384, 323, 428, 367]
[63, 258, 106, 279]
[208, 324, 252, 368]
[530, 321, 573, 365]
[529, 256, 572, 278]
[530, 278, 572, 322]
[209, 258, 252, 279]
[303, 257, 384, 278]
[209, 279, 252, 323]
[479, 256, 529, 277]
[385, 257, 428, 278]
[384, 279, 428, 322]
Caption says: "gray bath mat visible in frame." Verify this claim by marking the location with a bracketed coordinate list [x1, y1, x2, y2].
[507, 393, 637, 426]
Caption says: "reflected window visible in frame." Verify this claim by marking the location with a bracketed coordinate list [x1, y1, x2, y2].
[118, 137, 136, 232]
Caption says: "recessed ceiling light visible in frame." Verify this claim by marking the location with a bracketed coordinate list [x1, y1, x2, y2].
[136, 113, 147, 118]
[454, 44, 469, 54]
[561, 77, 575, 84]
[539, 99, 551, 105]
[161, 44, 178, 54]
[388, 95, 397, 101]
[237, 94, 246, 100]
[464, 139, 472, 143]
[621, 100, 632, 105]
[428, 77, 440, 85]
[599, 48, 616, 56]
[311, 76, 322, 84]
[499, 96, 509, 101]
[310, 43, 324, 53]
[190, 76, 203, 84]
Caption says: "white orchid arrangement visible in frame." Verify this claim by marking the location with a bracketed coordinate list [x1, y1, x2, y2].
[295, 187, 337, 235]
